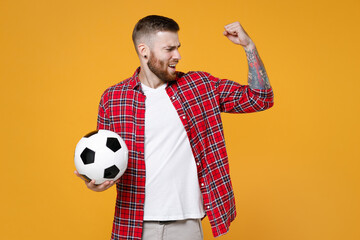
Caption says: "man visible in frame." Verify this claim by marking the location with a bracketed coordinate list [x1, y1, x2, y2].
[75, 15, 273, 240]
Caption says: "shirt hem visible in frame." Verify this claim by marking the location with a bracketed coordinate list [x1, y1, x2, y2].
[143, 212, 206, 221]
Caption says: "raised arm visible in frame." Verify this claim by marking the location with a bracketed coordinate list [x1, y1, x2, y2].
[223, 21, 271, 90]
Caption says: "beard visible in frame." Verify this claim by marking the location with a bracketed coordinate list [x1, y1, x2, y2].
[147, 52, 177, 82]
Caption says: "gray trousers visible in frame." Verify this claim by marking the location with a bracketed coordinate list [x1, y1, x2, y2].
[141, 219, 204, 240]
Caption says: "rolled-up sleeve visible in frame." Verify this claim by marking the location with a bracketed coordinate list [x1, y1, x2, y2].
[207, 73, 274, 113]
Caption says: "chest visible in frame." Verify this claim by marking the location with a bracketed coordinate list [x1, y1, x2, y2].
[106, 81, 219, 150]
[142, 87, 184, 135]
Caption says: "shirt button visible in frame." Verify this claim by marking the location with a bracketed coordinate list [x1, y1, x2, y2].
[207, 206, 210, 209]
[197, 162, 200, 166]
[172, 96, 175, 100]
[201, 183, 204, 187]
[182, 116, 185, 119]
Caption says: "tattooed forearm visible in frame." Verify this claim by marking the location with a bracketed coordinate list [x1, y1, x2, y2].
[245, 46, 271, 90]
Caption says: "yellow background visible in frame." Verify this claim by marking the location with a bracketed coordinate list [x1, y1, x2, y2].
[1, 0, 359, 239]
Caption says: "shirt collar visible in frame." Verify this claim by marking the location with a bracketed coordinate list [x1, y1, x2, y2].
[128, 67, 142, 90]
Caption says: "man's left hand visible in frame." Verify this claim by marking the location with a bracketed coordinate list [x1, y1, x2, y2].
[223, 21, 254, 49]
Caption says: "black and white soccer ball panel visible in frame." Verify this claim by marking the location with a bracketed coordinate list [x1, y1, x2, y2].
[74, 129, 128, 184]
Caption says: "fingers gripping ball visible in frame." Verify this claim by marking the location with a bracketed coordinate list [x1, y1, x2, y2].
[74, 130, 129, 184]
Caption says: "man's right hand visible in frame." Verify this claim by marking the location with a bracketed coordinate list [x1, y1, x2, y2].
[74, 170, 120, 192]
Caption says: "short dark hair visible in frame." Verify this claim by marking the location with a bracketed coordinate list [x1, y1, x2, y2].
[132, 15, 179, 50]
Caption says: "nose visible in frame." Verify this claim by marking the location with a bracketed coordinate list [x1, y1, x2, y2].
[173, 49, 181, 60]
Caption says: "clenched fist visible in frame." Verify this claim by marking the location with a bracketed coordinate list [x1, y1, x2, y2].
[223, 21, 254, 49]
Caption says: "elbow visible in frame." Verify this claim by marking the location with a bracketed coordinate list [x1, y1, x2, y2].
[260, 93, 274, 111]
[252, 100, 273, 112]
[251, 88, 274, 111]
[262, 100, 274, 111]
[261, 87, 274, 111]
[245, 98, 274, 112]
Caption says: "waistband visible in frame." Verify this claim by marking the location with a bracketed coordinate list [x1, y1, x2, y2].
[143, 220, 177, 225]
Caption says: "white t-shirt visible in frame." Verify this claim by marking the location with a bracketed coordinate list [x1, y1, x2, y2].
[141, 82, 205, 220]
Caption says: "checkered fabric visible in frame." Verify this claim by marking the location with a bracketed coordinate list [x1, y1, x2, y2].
[97, 67, 274, 239]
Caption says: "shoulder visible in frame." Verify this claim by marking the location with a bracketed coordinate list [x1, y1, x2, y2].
[99, 77, 132, 104]
[179, 71, 220, 85]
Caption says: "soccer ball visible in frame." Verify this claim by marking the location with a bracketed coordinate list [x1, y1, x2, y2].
[74, 129, 128, 184]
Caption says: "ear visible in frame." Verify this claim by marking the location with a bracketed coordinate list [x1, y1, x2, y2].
[138, 43, 149, 59]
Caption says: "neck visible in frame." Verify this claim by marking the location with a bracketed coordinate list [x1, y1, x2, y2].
[138, 64, 165, 89]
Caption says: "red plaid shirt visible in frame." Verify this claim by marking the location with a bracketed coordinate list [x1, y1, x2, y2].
[97, 67, 274, 239]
